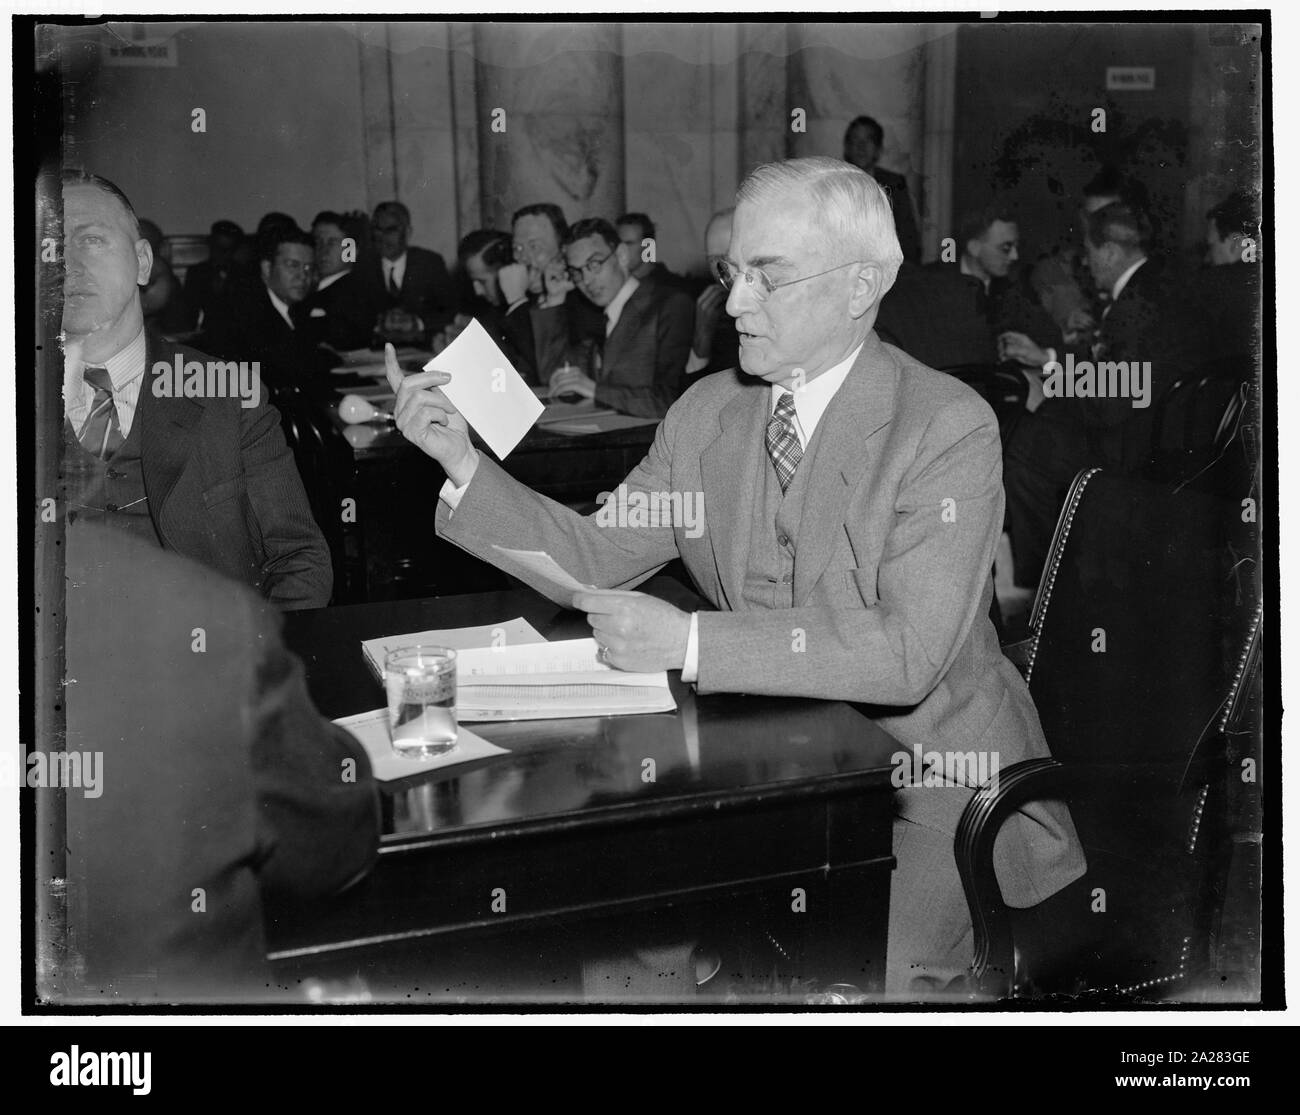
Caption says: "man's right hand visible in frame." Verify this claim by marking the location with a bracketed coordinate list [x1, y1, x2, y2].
[384, 344, 479, 488]
[498, 262, 530, 306]
[692, 284, 727, 357]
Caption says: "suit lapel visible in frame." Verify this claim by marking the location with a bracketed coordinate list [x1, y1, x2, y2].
[139, 333, 206, 538]
[700, 377, 768, 610]
[792, 333, 898, 605]
[602, 281, 651, 377]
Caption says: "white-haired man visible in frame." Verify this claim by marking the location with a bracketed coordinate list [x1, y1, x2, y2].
[387, 157, 1084, 998]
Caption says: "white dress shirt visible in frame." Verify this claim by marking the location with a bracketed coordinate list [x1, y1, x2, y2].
[603, 276, 640, 336]
[382, 253, 407, 294]
[315, 268, 350, 293]
[64, 327, 148, 438]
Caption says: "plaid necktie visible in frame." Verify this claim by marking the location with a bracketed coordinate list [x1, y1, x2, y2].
[766, 391, 803, 493]
[79, 365, 124, 460]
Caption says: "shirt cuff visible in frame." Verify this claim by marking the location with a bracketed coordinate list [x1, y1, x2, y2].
[438, 477, 471, 512]
[685, 350, 709, 375]
[680, 612, 700, 683]
[1042, 347, 1058, 370]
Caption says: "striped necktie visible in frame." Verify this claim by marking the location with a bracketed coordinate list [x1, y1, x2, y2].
[79, 366, 124, 460]
[766, 392, 803, 493]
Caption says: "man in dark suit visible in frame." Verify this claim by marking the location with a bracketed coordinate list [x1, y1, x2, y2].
[360, 200, 457, 346]
[388, 157, 1085, 998]
[210, 225, 336, 400]
[548, 218, 695, 420]
[63, 523, 380, 1002]
[685, 207, 741, 379]
[844, 115, 922, 263]
[304, 210, 376, 353]
[497, 202, 606, 387]
[876, 205, 1061, 371]
[1002, 201, 1190, 588]
[1195, 190, 1261, 378]
[183, 219, 244, 340]
[616, 212, 694, 293]
[61, 171, 332, 609]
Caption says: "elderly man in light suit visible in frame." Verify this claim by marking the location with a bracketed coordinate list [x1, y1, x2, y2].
[388, 157, 1085, 997]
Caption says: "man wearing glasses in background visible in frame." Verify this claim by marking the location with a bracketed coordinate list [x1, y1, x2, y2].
[388, 157, 1084, 998]
[548, 217, 694, 419]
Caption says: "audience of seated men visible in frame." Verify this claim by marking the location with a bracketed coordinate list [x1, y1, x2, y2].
[209, 225, 335, 400]
[876, 204, 1060, 371]
[685, 207, 740, 378]
[183, 219, 245, 339]
[305, 209, 376, 353]
[1002, 200, 1194, 590]
[497, 202, 606, 386]
[616, 211, 695, 293]
[360, 200, 458, 347]
[548, 217, 694, 420]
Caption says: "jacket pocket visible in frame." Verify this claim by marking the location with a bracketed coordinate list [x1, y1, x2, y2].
[201, 475, 244, 510]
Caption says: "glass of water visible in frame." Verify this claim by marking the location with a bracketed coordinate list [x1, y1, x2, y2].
[384, 646, 458, 759]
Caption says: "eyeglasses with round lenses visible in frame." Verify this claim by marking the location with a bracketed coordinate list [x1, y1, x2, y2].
[713, 258, 868, 300]
[566, 249, 614, 284]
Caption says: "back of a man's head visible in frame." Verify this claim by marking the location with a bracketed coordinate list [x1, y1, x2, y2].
[737, 156, 903, 292]
[1085, 201, 1152, 257]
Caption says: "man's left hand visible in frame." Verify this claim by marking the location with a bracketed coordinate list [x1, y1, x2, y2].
[549, 366, 596, 400]
[573, 591, 691, 673]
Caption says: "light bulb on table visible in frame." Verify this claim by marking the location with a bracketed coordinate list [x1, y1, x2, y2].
[338, 394, 394, 425]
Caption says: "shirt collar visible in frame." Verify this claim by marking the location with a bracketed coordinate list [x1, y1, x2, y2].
[959, 256, 991, 291]
[267, 285, 294, 328]
[100, 327, 148, 389]
[769, 341, 864, 445]
[604, 275, 640, 331]
[1111, 256, 1148, 302]
[383, 252, 407, 273]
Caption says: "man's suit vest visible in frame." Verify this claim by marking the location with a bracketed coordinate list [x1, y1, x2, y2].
[62, 414, 161, 548]
[741, 412, 831, 611]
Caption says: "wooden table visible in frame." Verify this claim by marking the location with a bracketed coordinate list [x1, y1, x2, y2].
[268, 586, 901, 1004]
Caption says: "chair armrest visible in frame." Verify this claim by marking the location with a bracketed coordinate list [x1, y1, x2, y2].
[954, 759, 1192, 996]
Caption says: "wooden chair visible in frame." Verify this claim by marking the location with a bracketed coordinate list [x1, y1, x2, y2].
[955, 468, 1261, 1000]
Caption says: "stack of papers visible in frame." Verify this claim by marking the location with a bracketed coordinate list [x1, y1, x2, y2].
[455, 638, 676, 721]
[361, 617, 546, 682]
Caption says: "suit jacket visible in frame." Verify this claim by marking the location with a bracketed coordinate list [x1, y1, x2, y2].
[876, 262, 1061, 370]
[209, 284, 334, 397]
[305, 269, 378, 353]
[872, 166, 922, 263]
[1058, 256, 1189, 471]
[360, 245, 458, 338]
[436, 331, 1086, 908]
[501, 288, 606, 387]
[591, 279, 695, 419]
[137, 331, 333, 609]
[63, 523, 380, 1002]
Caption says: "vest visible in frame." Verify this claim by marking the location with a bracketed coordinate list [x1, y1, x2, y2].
[741, 412, 830, 611]
[62, 412, 161, 548]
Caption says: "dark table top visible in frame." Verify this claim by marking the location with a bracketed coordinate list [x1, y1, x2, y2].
[282, 587, 902, 844]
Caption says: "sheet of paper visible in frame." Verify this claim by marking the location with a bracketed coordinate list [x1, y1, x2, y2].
[456, 637, 669, 688]
[333, 708, 508, 782]
[425, 318, 543, 459]
[489, 547, 592, 605]
[362, 616, 545, 681]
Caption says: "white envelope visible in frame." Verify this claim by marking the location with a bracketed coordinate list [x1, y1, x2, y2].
[424, 319, 544, 458]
